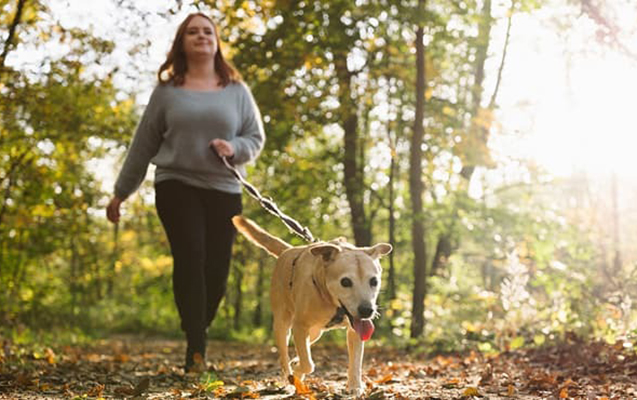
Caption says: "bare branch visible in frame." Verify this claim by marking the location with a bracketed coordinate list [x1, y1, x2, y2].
[0, 0, 27, 73]
[489, 0, 515, 110]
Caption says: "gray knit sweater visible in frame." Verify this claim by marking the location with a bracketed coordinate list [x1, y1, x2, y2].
[114, 82, 265, 199]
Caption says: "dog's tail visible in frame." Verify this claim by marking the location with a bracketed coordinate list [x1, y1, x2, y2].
[232, 216, 292, 258]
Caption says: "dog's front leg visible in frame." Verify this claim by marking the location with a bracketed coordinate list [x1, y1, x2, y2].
[273, 320, 293, 380]
[291, 324, 314, 381]
[346, 329, 365, 396]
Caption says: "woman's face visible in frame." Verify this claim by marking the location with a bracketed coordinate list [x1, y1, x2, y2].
[182, 16, 218, 59]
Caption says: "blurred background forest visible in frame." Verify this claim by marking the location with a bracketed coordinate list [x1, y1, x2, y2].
[1, 0, 637, 354]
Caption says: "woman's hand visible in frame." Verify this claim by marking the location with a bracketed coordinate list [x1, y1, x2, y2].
[106, 196, 123, 223]
[210, 139, 234, 158]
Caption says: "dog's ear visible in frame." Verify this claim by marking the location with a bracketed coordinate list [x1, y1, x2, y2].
[363, 243, 393, 259]
[329, 237, 348, 244]
[310, 243, 341, 263]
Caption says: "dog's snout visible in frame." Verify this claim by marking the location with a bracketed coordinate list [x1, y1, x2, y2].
[358, 303, 374, 319]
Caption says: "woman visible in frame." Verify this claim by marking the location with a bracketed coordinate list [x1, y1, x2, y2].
[106, 12, 265, 373]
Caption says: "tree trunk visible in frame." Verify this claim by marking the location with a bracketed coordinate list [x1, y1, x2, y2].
[0, 151, 31, 227]
[433, 0, 511, 274]
[459, 0, 496, 181]
[70, 238, 78, 317]
[410, 0, 428, 339]
[430, 234, 452, 277]
[107, 223, 119, 296]
[335, 53, 371, 246]
[384, 100, 404, 304]
[387, 149, 397, 301]
[233, 261, 244, 330]
[5, 233, 26, 314]
[611, 172, 622, 273]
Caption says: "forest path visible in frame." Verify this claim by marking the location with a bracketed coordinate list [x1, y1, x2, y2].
[1, 334, 636, 399]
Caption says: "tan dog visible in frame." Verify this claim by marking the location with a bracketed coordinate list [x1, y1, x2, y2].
[232, 216, 392, 396]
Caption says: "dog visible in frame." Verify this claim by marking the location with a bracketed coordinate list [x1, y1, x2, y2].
[232, 216, 392, 396]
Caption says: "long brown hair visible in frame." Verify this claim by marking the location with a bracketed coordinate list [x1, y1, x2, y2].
[157, 13, 241, 87]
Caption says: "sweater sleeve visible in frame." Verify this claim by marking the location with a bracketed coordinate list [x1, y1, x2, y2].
[114, 86, 166, 200]
[229, 83, 265, 165]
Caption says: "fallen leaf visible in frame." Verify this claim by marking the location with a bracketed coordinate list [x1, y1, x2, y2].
[375, 374, 394, 384]
[199, 378, 224, 392]
[462, 386, 480, 397]
[289, 374, 314, 397]
[87, 383, 105, 397]
[45, 348, 56, 365]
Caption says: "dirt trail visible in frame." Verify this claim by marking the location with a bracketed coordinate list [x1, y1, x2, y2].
[1, 335, 636, 398]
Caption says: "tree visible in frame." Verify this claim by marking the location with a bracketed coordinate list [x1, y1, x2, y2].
[0, 2, 138, 320]
[222, 0, 401, 246]
[409, 0, 428, 339]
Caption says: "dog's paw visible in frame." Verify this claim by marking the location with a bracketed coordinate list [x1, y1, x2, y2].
[346, 386, 366, 398]
[289, 356, 299, 367]
[292, 360, 314, 375]
[346, 378, 365, 398]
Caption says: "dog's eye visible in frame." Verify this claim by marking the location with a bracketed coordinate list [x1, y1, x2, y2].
[340, 277, 353, 288]
[370, 277, 378, 287]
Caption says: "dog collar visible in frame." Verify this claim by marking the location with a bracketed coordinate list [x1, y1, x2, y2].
[325, 300, 356, 329]
[325, 306, 347, 328]
[338, 300, 355, 327]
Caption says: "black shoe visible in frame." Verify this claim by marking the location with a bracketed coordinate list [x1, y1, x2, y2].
[185, 347, 206, 373]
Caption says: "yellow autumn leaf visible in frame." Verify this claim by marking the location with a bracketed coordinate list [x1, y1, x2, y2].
[442, 106, 456, 116]
[45, 348, 56, 365]
[462, 386, 480, 397]
[425, 87, 433, 100]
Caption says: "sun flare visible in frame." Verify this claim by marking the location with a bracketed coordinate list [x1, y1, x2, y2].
[492, 7, 637, 180]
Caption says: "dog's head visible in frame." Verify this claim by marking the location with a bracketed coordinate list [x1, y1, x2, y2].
[311, 241, 392, 341]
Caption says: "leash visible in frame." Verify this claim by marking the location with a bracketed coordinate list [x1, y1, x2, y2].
[213, 149, 317, 243]
[212, 150, 358, 330]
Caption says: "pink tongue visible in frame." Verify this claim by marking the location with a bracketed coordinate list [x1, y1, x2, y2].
[353, 319, 375, 341]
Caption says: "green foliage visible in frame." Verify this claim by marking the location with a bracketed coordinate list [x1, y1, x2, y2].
[0, 3, 138, 331]
[1, 0, 635, 356]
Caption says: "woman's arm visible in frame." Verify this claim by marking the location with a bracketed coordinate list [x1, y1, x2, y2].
[228, 83, 265, 165]
[113, 86, 167, 200]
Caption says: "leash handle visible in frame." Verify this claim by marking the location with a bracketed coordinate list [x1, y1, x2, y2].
[210, 146, 316, 243]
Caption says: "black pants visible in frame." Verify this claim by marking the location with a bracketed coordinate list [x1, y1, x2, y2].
[155, 180, 242, 353]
